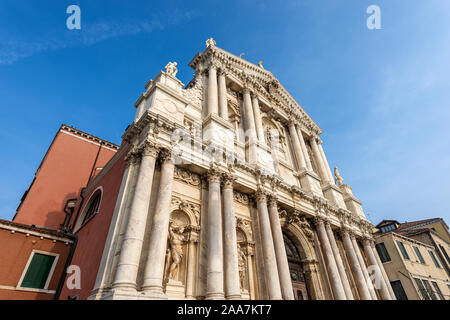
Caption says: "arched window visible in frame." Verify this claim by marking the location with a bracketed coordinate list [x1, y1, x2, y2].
[81, 189, 102, 225]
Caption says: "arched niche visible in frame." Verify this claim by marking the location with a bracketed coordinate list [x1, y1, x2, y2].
[262, 116, 288, 161]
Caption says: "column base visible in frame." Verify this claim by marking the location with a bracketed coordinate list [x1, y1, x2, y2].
[225, 293, 242, 300]
[205, 292, 225, 300]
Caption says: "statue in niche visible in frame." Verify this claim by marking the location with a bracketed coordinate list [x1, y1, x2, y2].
[237, 244, 247, 290]
[165, 61, 178, 77]
[167, 221, 187, 281]
[334, 166, 343, 186]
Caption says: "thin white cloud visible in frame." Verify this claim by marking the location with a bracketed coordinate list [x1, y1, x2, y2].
[0, 10, 197, 65]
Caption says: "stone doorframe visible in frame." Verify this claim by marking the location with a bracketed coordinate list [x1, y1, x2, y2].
[282, 223, 325, 300]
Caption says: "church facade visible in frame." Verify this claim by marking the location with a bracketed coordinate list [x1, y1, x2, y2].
[56, 39, 395, 300]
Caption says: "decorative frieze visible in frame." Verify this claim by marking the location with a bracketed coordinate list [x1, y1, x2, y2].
[174, 167, 201, 187]
[233, 190, 249, 205]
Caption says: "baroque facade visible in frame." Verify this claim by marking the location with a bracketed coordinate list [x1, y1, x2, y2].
[69, 39, 395, 300]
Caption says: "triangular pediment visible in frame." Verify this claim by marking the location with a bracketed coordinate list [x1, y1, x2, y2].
[188, 44, 321, 134]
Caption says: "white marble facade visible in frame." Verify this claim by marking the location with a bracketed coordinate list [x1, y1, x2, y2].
[88, 39, 395, 300]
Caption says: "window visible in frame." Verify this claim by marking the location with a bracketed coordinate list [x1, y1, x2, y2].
[439, 244, 450, 264]
[428, 250, 441, 268]
[422, 280, 438, 300]
[431, 281, 444, 300]
[413, 278, 430, 300]
[381, 224, 396, 233]
[413, 246, 425, 264]
[375, 242, 391, 263]
[20, 252, 57, 290]
[390, 280, 408, 300]
[396, 240, 410, 260]
[81, 189, 102, 225]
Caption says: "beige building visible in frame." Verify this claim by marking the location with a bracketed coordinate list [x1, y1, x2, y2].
[82, 39, 395, 300]
[374, 219, 450, 300]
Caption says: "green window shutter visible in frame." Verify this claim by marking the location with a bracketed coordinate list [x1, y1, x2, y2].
[375, 242, 391, 263]
[422, 280, 437, 300]
[413, 246, 425, 264]
[413, 278, 430, 300]
[428, 250, 441, 268]
[431, 282, 444, 300]
[21, 253, 56, 289]
[396, 241, 410, 260]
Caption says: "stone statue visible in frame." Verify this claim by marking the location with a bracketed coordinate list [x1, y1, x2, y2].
[164, 62, 178, 77]
[237, 244, 247, 290]
[206, 37, 216, 48]
[334, 166, 343, 186]
[258, 61, 264, 69]
[167, 221, 186, 280]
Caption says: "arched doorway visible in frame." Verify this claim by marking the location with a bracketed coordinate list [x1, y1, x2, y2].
[283, 232, 309, 300]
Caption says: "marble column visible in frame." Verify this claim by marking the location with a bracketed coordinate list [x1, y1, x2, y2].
[218, 69, 228, 120]
[207, 64, 219, 116]
[185, 229, 199, 299]
[371, 242, 396, 300]
[288, 120, 307, 170]
[296, 125, 312, 171]
[351, 236, 378, 300]
[325, 223, 354, 300]
[206, 170, 224, 299]
[242, 88, 257, 142]
[142, 149, 175, 296]
[363, 239, 392, 300]
[255, 191, 282, 299]
[315, 218, 347, 300]
[222, 175, 241, 300]
[267, 197, 294, 300]
[340, 229, 371, 300]
[309, 137, 331, 184]
[112, 140, 159, 290]
[318, 142, 334, 184]
[251, 93, 265, 145]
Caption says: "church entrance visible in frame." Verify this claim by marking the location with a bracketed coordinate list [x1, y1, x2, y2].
[283, 232, 309, 300]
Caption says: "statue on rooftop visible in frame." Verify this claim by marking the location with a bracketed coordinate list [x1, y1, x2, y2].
[206, 37, 216, 48]
[334, 166, 343, 186]
[165, 61, 178, 77]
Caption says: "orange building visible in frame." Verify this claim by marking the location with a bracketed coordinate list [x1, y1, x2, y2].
[13, 124, 118, 230]
[0, 124, 119, 300]
[0, 219, 74, 299]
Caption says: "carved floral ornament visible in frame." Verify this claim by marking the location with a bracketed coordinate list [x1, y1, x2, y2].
[236, 217, 253, 240]
[279, 209, 314, 242]
[173, 167, 201, 187]
[170, 196, 201, 226]
[233, 190, 249, 205]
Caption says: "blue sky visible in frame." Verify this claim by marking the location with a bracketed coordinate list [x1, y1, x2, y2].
[0, 0, 449, 225]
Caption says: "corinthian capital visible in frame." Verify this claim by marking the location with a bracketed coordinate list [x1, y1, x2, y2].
[159, 147, 174, 163]
[254, 188, 268, 203]
[140, 139, 160, 158]
[207, 166, 222, 184]
[267, 195, 278, 208]
[221, 172, 235, 189]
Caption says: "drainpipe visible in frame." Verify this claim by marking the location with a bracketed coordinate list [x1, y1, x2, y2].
[54, 232, 78, 300]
